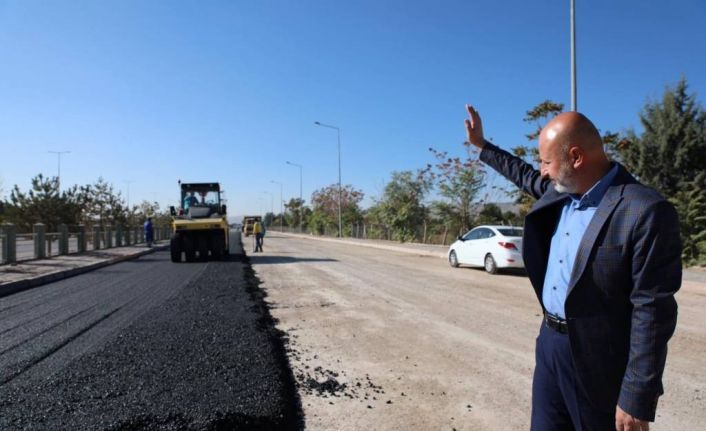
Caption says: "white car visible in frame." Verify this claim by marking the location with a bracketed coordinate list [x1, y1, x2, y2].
[448, 225, 524, 274]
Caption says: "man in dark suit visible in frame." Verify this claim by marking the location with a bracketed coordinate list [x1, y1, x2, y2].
[464, 105, 681, 431]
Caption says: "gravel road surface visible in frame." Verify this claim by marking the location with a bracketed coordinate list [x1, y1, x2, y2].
[252, 233, 706, 431]
[0, 231, 302, 430]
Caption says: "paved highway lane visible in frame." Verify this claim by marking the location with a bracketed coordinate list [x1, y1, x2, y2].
[0, 231, 302, 430]
[0, 252, 205, 386]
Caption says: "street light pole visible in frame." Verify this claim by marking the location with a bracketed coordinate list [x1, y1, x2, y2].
[48, 150, 71, 192]
[314, 121, 342, 237]
[286, 161, 303, 230]
[570, 0, 577, 111]
[124, 180, 134, 211]
[271, 180, 283, 232]
[262, 191, 274, 223]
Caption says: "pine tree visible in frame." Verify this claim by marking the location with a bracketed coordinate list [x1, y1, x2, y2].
[619, 78, 706, 195]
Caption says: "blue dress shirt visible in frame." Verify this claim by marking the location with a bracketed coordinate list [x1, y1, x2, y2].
[542, 163, 619, 318]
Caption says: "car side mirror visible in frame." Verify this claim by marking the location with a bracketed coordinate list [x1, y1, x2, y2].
[221, 204, 227, 214]
[457, 235, 464, 241]
[170, 206, 176, 216]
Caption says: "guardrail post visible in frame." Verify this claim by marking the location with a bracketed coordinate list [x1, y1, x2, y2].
[58, 224, 69, 255]
[1, 223, 17, 264]
[116, 225, 123, 247]
[33, 223, 46, 259]
[78, 225, 86, 253]
[105, 225, 113, 248]
[93, 226, 101, 250]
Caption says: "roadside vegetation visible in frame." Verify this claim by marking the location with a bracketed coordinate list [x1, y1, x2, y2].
[2, 79, 704, 265]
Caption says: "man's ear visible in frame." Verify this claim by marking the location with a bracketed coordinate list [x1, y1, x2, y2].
[569, 146, 583, 168]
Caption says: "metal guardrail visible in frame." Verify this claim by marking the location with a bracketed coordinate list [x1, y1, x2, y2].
[0, 223, 171, 265]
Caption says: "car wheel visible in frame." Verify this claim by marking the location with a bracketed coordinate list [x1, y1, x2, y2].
[484, 253, 498, 274]
[449, 250, 459, 268]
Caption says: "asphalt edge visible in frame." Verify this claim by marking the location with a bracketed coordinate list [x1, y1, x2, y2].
[240, 248, 306, 430]
[0, 245, 168, 299]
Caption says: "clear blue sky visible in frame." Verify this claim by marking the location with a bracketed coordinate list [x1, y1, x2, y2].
[1, 0, 705, 217]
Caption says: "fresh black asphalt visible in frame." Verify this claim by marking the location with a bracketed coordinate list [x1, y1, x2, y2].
[0, 234, 303, 430]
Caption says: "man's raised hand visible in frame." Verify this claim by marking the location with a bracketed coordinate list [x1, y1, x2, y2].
[465, 104, 485, 149]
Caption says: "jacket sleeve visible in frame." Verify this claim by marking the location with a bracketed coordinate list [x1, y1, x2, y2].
[479, 141, 550, 200]
[618, 200, 681, 421]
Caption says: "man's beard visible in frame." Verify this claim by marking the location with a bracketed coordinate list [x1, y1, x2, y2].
[553, 161, 580, 194]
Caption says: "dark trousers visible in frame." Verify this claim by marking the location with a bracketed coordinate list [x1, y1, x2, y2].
[255, 233, 263, 252]
[531, 323, 614, 431]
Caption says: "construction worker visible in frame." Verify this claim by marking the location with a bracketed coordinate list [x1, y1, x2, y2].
[253, 220, 264, 252]
[183, 192, 198, 211]
[144, 217, 154, 248]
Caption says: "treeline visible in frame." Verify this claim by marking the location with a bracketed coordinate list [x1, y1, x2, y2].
[2, 79, 704, 265]
[0, 175, 169, 232]
[278, 79, 706, 265]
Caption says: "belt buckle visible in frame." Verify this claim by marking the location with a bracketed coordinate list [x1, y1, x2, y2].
[544, 312, 568, 334]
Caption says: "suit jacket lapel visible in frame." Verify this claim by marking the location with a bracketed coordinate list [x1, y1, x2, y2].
[567, 183, 625, 295]
[528, 188, 568, 214]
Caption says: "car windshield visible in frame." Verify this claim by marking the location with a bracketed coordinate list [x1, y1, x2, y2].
[496, 228, 523, 237]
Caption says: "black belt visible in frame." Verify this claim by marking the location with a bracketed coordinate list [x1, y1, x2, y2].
[544, 312, 568, 334]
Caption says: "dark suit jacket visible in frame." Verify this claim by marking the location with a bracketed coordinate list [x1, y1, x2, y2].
[480, 142, 681, 421]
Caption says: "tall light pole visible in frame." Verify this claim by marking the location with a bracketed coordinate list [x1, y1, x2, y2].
[48, 150, 70, 192]
[270, 180, 283, 231]
[570, 0, 577, 111]
[124, 180, 134, 211]
[314, 121, 342, 237]
[262, 191, 274, 221]
[286, 161, 303, 230]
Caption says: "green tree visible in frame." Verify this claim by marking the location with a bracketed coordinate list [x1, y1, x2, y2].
[309, 184, 364, 235]
[617, 78, 706, 196]
[284, 198, 307, 228]
[5, 174, 82, 231]
[669, 174, 706, 265]
[133, 200, 170, 228]
[263, 212, 275, 227]
[82, 177, 127, 226]
[612, 79, 706, 265]
[422, 148, 484, 233]
[476, 203, 504, 225]
[369, 171, 431, 242]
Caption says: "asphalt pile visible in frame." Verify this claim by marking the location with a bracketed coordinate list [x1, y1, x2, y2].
[0, 254, 303, 430]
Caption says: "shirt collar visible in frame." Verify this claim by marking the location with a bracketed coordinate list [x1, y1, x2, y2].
[569, 162, 619, 209]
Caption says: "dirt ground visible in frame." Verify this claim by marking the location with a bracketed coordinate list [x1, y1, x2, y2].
[249, 233, 706, 431]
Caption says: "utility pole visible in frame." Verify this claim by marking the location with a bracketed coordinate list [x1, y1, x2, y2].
[286, 161, 303, 230]
[48, 150, 70, 192]
[124, 180, 134, 211]
[314, 121, 342, 237]
[570, 0, 577, 111]
[271, 180, 283, 232]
